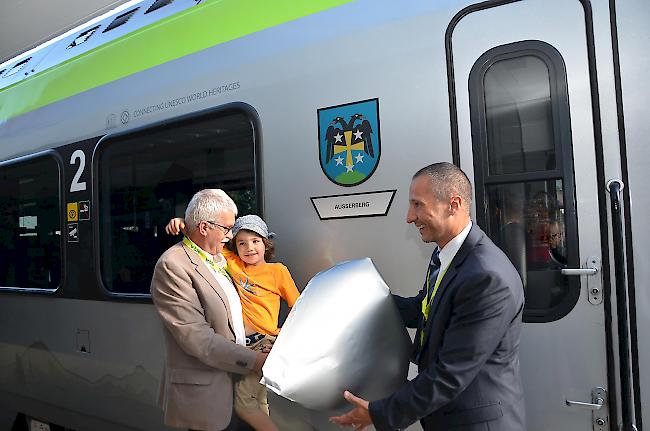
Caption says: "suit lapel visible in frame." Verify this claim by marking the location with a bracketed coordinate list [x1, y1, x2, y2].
[421, 225, 484, 340]
[182, 243, 236, 334]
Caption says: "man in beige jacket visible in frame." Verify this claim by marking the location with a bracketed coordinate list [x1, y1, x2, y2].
[151, 189, 267, 431]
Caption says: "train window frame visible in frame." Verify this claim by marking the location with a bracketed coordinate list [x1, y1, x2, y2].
[92, 103, 263, 299]
[469, 40, 580, 323]
[0, 150, 65, 294]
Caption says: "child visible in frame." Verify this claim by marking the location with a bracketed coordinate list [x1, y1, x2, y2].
[166, 215, 299, 431]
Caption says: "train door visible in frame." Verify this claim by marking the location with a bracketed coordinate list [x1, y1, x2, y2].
[449, 1, 611, 430]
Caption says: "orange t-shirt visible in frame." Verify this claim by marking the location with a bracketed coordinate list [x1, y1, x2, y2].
[223, 249, 300, 335]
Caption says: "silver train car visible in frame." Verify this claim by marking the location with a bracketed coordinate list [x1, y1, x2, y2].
[0, 0, 648, 430]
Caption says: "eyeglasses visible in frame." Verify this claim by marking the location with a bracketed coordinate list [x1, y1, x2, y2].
[204, 220, 233, 234]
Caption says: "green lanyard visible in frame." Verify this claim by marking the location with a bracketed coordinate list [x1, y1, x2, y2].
[419, 263, 449, 346]
[182, 236, 232, 282]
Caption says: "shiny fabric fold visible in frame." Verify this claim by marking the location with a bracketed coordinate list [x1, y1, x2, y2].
[261, 258, 411, 410]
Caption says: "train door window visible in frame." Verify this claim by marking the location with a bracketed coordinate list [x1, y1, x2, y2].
[0, 154, 62, 290]
[97, 109, 259, 295]
[469, 41, 579, 322]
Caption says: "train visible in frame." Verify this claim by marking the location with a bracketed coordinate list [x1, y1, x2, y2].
[0, 0, 648, 430]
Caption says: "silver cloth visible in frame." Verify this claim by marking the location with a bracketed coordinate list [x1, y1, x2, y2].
[261, 258, 411, 411]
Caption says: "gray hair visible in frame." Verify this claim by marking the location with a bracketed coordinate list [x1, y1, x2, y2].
[184, 189, 238, 232]
[413, 162, 473, 214]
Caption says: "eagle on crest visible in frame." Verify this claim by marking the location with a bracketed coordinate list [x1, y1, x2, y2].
[324, 113, 375, 165]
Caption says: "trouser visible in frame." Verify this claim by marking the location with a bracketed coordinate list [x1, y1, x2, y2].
[188, 411, 255, 431]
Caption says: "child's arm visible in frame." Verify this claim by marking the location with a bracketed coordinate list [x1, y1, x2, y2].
[165, 217, 186, 236]
[275, 265, 300, 333]
[278, 264, 301, 308]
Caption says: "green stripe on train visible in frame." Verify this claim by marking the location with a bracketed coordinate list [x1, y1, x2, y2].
[0, 0, 353, 122]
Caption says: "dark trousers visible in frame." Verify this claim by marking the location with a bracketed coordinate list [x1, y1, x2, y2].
[189, 413, 255, 431]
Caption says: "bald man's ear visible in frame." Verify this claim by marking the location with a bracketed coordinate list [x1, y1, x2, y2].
[450, 195, 463, 214]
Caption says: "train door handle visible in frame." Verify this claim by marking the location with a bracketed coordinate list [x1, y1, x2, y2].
[561, 268, 598, 276]
[561, 256, 602, 305]
[566, 397, 604, 410]
[561, 256, 600, 277]
[566, 388, 609, 430]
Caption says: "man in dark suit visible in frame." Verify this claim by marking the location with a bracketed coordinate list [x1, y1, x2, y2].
[331, 162, 525, 430]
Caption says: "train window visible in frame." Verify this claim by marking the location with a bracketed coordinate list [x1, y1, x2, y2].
[470, 41, 579, 322]
[4, 57, 31, 77]
[67, 26, 101, 49]
[0, 154, 62, 290]
[145, 0, 174, 14]
[97, 109, 259, 295]
[103, 8, 139, 33]
[484, 56, 556, 175]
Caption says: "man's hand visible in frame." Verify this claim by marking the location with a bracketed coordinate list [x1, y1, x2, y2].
[253, 352, 268, 374]
[329, 391, 372, 430]
[165, 217, 186, 235]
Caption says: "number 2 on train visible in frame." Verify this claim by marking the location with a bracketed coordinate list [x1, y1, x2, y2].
[70, 149, 86, 193]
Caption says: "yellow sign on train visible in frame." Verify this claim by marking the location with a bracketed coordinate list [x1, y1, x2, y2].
[67, 202, 79, 221]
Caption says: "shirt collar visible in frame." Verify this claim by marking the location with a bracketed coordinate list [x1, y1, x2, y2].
[183, 236, 226, 268]
[212, 252, 226, 267]
[438, 221, 472, 270]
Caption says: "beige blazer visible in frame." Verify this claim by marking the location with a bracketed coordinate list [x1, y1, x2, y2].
[150, 242, 258, 431]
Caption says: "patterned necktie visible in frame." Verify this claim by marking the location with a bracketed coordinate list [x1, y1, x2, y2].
[414, 248, 441, 362]
[427, 248, 442, 299]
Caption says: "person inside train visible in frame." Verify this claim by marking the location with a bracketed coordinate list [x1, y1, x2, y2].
[166, 214, 300, 431]
[548, 219, 567, 267]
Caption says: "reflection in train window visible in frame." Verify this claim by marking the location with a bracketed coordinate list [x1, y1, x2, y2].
[487, 180, 567, 310]
[97, 111, 258, 295]
[484, 56, 556, 175]
[0, 155, 62, 290]
[470, 41, 578, 322]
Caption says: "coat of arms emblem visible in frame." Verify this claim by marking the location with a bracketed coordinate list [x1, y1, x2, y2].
[318, 99, 381, 187]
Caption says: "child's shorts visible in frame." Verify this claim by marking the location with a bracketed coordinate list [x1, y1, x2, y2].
[234, 334, 276, 414]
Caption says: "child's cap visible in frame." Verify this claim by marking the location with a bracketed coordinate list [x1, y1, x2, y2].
[232, 214, 275, 239]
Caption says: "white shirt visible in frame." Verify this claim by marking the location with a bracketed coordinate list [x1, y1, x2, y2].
[434, 221, 473, 287]
[203, 253, 246, 346]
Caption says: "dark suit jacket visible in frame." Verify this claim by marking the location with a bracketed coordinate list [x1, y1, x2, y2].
[369, 225, 526, 431]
